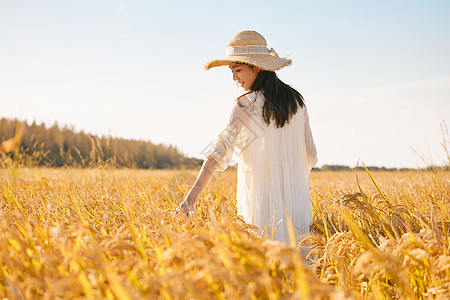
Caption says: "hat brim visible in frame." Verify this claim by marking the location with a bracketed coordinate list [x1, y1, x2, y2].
[204, 54, 292, 71]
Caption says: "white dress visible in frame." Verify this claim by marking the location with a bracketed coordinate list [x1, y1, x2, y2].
[207, 91, 318, 243]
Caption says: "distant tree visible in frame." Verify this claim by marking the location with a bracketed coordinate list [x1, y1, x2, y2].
[0, 117, 203, 169]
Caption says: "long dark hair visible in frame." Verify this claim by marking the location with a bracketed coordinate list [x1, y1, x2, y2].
[237, 63, 305, 128]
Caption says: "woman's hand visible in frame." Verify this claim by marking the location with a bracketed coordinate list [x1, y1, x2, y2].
[176, 197, 195, 217]
[171, 156, 219, 218]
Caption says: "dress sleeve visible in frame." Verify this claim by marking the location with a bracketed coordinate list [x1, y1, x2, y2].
[304, 107, 318, 171]
[207, 101, 248, 172]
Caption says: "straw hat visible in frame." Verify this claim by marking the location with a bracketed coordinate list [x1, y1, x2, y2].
[204, 30, 292, 71]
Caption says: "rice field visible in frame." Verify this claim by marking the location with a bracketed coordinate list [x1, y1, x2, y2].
[0, 166, 449, 299]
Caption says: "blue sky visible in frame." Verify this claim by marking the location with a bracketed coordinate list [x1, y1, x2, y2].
[1, 0, 449, 168]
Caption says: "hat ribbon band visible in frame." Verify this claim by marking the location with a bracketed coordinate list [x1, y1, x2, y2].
[227, 45, 278, 56]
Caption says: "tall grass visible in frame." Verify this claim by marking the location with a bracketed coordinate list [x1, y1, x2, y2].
[0, 165, 448, 298]
[306, 168, 449, 299]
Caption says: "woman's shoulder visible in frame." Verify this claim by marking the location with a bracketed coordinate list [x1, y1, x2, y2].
[236, 91, 255, 107]
[237, 91, 264, 109]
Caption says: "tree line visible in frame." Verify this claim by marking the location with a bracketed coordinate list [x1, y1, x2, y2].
[0, 118, 203, 169]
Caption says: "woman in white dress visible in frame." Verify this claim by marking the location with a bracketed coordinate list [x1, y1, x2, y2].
[177, 30, 318, 244]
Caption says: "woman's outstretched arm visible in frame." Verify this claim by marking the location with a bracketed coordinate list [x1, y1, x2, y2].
[177, 156, 219, 217]
[176, 99, 248, 217]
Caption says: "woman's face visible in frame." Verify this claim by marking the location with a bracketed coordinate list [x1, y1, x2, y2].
[229, 63, 260, 91]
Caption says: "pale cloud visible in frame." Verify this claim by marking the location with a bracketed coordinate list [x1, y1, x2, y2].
[24, 59, 42, 68]
[350, 75, 450, 98]
[63, 82, 89, 92]
[376, 76, 450, 92]
[116, 5, 126, 12]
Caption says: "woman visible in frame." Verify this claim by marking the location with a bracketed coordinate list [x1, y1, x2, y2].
[177, 30, 318, 244]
